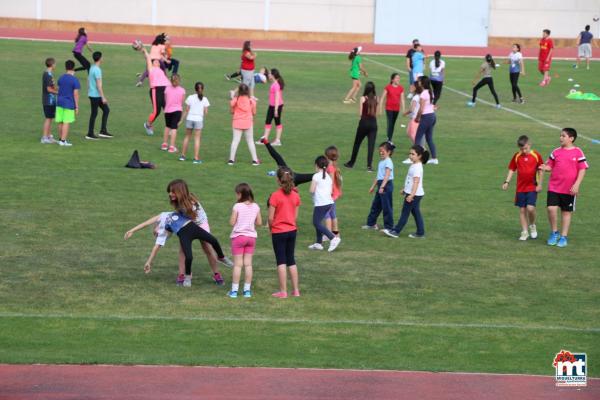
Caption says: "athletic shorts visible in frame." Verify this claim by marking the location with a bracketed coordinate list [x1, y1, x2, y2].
[185, 119, 204, 130]
[578, 43, 592, 58]
[271, 230, 297, 267]
[412, 71, 424, 81]
[164, 111, 182, 129]
[515, 191, 537, 208]
[55, 106, 75, 124]
[538, 59, 552, 72]
[241, 69, 255, 89]
[547, 191, 575, 212]
[43, 105, 56, 119]
[231, 235, 257, 256]
[324, 202, 337, 219]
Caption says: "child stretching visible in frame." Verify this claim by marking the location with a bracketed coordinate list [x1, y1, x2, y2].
[269, 167, 301, 298]
[308, 156, 342, 252]
[363, 142, 395, 231]
[383, 145, 429, 239]
[541, 128, 588, 247]
[324, 146, 343, 240]
[161, 74, 185, 153]
[502, 135, 543, 241]
[180, 82, 209, 163]
[228, 183, 262, 298]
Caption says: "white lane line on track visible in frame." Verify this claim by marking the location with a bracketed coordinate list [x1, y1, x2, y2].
[364, 56, 596, 143]
[1, 312, 598, 333]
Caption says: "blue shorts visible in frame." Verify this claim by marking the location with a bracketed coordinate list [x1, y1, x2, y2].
[324, 202, 337, 219]
[515, 191, 537, 207]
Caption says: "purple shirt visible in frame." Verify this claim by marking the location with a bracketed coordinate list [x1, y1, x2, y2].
[73, 35, 87, 53]
[580, 31, 593, 45]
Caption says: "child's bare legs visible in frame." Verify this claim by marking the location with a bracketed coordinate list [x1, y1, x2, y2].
[201, 241, 220, 274]
[243, 254, 253, 287]
[162, 127, 170, 146]
[43, 118, 53, 138]
[169, 128, 177, 149]
[547, 205, 559, 232]
[263, 124, 272, 141]
[59, 123, 69, 141]
[275, 125, 283, 142]
[178, 247, 186, 276]
[288, 265, 299, 294]
[193, 129, 202, 160]
[560, 211, 572, 237]
[181, 128, 192, 158]
[344, 80, 361, 101]
[325, 217, 339, 236]
[276, 265, 287, 293]
[519, 207, 528, 232]
[526, 205, 536, 225]
[231, 255, 244, 285]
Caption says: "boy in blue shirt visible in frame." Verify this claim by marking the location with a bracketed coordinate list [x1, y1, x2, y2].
[411, 44, 425, 83]
[56, 60, 80, 147]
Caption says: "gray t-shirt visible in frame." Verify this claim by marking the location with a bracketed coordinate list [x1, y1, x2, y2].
[481, 62, 493, 78]
[42, 71, 56, 106]
[580, 31, 593, 45]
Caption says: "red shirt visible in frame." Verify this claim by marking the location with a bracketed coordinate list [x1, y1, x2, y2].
[508, 150, 543, 192]
[269, 188, 301, 234]
[539, 38, 554, 61]
[241, 50, 255, 71]
[384, 84, 404, 111]
[326, 164, 342, 200]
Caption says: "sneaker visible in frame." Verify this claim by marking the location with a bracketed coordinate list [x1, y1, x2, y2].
[227, 290, 238, 298]
[539, 79, 547, 87]
[557, 236, 568, 248]
[519, 231, 529, 241]
[343, 162, 354, 169]
[272, 291, 288, 299]
[176, 274, 185, 286]
[408, 233, 425, 239]
[243, 290, 252, 298]
[183, 276, 192, 287]
[466, 101, 476, 107]
[41, 136, 56, 144]
[267, 170, 277, 176]
[224, 74, 231, 81]
[511, 98, 518, 103]
[343, 99, 353, 104]
[402, 158, 412, 164]
[179, 155, 186, 161]
[192, 159, 203, 164]
[98, 131, 113, 138]
[271, 140, 281, 146]
[322, 235, 330, 242]
[213, 272, 224, 286]
[308, 243, 324, 250]
[218, 256, 234, 268]
[495, 104, 502, 109]
[85, 134, 100, 140]
[260, 137, 270, 145]
[143, 122, 154, 136]
[328, 236, 341, 252]
[547, 231, 560, 246]
[427, 159, 439, 165]
[168, 145, 177, 153]
[291, 290, 301, 297]
[519, 98, 525, 104]
[361, 224, 379, 230]
[367, 167, 373, 173]
[255, 137, 266, 145]
[252, 160, 261, 166]
[135, 81, 143, 87]
[160, 142, 168, 151]
[227, 160, 235, 165]
[349, 98, 357, 103]
[529, 224, 538, 239]
[382, 229, 399, 238]
[58, 140, 73, 147]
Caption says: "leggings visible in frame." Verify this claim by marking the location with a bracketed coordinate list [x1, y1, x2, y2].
[177, 222, 225, 275]
[472, 77, 499, 105]
[73, 51, 90, 72]
[265, 104, 284, 127]
[88, 97, 110, 135]
[347, 117, 377, 169]
[264, 142, 313, 186]
[414, 113, 437, 158]
[431, 80, 443, 104]
[148, 86, 166, 125]
[509, 72, 522, 100]
[313, 204, 335, 244]
[385, 110, 399, 142]
[167, 58, 180, 75]
[230, 127, 258, 162]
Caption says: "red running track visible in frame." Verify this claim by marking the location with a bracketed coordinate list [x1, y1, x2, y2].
[0, 364, 598, 400]
[0, 27, 594, 59]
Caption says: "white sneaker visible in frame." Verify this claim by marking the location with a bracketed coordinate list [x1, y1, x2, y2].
[218, 256, 234, 268]
[58, 140, 73, 147]
[402, 158, 411, 164]
[382, 229, 399, 238]
[427, 159, 439, 165]
[519, 231, 529, 241]
[143, 122, 154, 136]
[308, 243, 324, 250]
[529, 224, 538, 239]
[183, 275, 192, 287]
[361, 224, 379, 230]
[328, 237, 341, 252]
[271, 140, 281, 146]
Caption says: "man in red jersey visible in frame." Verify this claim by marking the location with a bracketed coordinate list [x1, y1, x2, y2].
[538, 29, 554, 86]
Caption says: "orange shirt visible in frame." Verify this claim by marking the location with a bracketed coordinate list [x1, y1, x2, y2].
[269, 188, 301, 234]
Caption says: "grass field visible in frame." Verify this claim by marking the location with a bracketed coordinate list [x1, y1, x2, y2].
[0, 39, 598, 375]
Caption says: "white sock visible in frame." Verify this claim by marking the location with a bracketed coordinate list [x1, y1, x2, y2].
[184, 274, 192, 281]
[243, 283, 251, 291]
[231, 283, 239, 292]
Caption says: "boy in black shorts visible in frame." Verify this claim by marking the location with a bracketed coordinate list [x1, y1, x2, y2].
[41, 58, 58, 144]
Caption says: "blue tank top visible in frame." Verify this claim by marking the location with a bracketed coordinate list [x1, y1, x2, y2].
[165, 212, 191, 234]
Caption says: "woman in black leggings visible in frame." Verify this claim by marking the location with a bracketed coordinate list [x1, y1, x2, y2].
[467, 54, 500, 108]
[344, 81, 378, 172]
[260, 138, 313, 186]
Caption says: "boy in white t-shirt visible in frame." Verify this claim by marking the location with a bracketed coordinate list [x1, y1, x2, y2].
[180, 82, 210, 164]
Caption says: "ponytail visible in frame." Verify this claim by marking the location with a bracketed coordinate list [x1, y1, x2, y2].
[325, 146, 343, 189]
[434, 50, 441, 69]
[411, 144, 430, 164]
[315, 155, 329, 179]
[418, 76, 434, 104]
[348, 47, 358, 60]
[195, 81, 204, 101]
[485, 54, 496, 69]
[75, 27, 86, 43]
[277, 167, 294, 195]
[270, 68, 285, 90]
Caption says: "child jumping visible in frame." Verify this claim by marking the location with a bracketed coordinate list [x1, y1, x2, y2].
[363, 142, 395, 231]
[502, 135, 544, 240]
[228, 183, 262, 298]
[383, 145, 429, 239]
[180, 82, 209, 164]
[541, 128, 588, 247]
[308, 156, 342, 252]
[269, 167, 301, 298]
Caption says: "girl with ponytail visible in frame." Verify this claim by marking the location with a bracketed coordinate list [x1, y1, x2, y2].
[467, 54, 500, 108]
[343, 46, 368, 104]
[259, 68, 286, 145]
[180, 81, 210, 163]
[308, 156, 341, 252]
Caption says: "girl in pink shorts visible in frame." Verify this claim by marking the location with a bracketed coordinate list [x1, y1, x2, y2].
[228, 183, 262, 298]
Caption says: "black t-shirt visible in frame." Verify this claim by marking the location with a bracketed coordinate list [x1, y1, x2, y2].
[42, 71, 56, 106]
[406, 49, 416, 69]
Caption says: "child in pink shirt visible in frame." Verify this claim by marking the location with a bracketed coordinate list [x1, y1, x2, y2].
[162, 74, 186, 153]
[542, 128, 588, 247]
[228, 83, 259, 165]
[259, 68, 285, 146]
[228, 183, 262, 298]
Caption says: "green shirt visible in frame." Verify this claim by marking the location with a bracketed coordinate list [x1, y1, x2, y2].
[350, 55, 362, 79]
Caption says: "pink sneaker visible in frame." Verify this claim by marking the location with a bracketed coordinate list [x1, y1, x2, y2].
[168, 146, 177, 153]
[161, 142, 168, 151]
[291, 290, 301, 297]
[271, 291, 288, 298]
